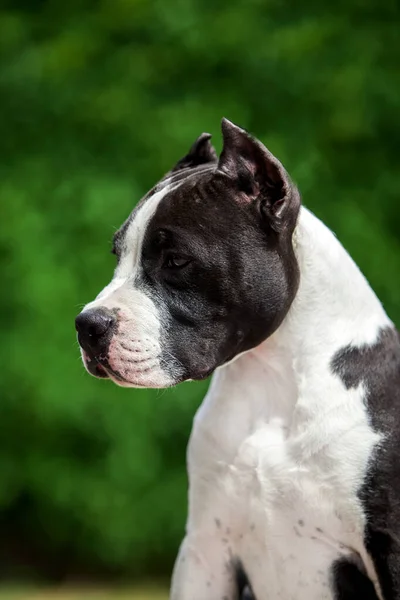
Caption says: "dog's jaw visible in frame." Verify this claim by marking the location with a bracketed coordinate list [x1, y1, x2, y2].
[81, 344, 177, 388]
[79, 313, 179, 388]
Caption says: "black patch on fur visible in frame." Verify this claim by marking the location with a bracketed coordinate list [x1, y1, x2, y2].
[140, 164, 300, 381]
[331, 558, 378, 599]
[110, 122, 301, 383]
[236, 562, 256, 600]
[332, 326, 400, 598]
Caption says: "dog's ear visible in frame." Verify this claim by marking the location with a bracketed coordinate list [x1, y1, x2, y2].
[171, 133, 217, 173]
[218, 118, 298, 232]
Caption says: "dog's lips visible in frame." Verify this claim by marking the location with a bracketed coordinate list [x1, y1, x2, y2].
[82, 349, 136, 385]
[81, 341, 177, 388]
[94, 362, 109, 378]
[82, 350, 110, 379]
[99, 360, 149, 388]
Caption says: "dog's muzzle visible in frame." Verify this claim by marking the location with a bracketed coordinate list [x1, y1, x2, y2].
[75, 305, 177, 387]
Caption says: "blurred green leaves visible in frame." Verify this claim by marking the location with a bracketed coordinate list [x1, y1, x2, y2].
[0, 0, 399, 580]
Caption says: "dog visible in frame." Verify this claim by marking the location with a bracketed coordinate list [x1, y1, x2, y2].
[76, 119, 400, 600]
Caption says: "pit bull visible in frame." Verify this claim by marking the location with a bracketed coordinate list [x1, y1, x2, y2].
[76, 119, 400, 600]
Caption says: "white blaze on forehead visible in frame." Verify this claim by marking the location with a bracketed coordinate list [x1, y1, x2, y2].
[116, 182, 172, 280]
[85, 182, 172, 310]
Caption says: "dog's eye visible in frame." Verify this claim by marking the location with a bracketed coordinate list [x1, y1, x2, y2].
[163, 255, 190, 269]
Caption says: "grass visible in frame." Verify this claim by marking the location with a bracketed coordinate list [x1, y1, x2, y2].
[0, 587, 168, 600]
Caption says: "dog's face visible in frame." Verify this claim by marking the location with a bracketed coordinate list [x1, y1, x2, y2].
[76, 119, 301, 387]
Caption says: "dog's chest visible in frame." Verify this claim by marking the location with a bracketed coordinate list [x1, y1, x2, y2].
[228, 423, 361, 595]
[188, 366, 380, 599]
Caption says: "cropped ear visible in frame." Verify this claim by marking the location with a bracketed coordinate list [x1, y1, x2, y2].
[218, 118, 299, 231]
[171, 133, 217, 173]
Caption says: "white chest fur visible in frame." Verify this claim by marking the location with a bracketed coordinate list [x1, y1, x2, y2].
[187, 357, 380, 599]
[174, 209, 390, 600]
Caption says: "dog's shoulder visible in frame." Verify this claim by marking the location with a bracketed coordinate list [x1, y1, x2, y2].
[332, 326, 400, 597]
[331, 325, 400, 431]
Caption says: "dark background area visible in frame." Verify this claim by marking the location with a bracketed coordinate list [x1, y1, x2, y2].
[0, 0, 399, 587]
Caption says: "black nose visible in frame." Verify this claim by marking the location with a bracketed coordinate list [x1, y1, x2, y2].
[75, 308, 115, 354]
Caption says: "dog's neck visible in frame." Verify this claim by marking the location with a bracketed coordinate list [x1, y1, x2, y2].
[276, 207, 390, 361]
[209, 207, 391, 422]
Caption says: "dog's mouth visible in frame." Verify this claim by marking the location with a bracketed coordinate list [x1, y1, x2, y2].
[82, 350, 129, 384]
[82, 351, 110, 379]
[80, 348, 169, 388]
[78, 327, 184, 388]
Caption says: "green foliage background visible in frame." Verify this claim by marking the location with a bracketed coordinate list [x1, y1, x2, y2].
[0, 0, 399, 583]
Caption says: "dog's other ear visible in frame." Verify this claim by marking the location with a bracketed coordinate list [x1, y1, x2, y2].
[218, 118, 299, 232]
[171, 133, 217, 173]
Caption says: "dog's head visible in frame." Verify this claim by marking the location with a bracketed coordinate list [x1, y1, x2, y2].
[75, 119, 301, 388]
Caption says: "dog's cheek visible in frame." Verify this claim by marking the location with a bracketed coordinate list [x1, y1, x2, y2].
[164, 322, 234, 380]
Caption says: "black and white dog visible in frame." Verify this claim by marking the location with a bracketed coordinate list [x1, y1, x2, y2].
[76, 119, 400, 600]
